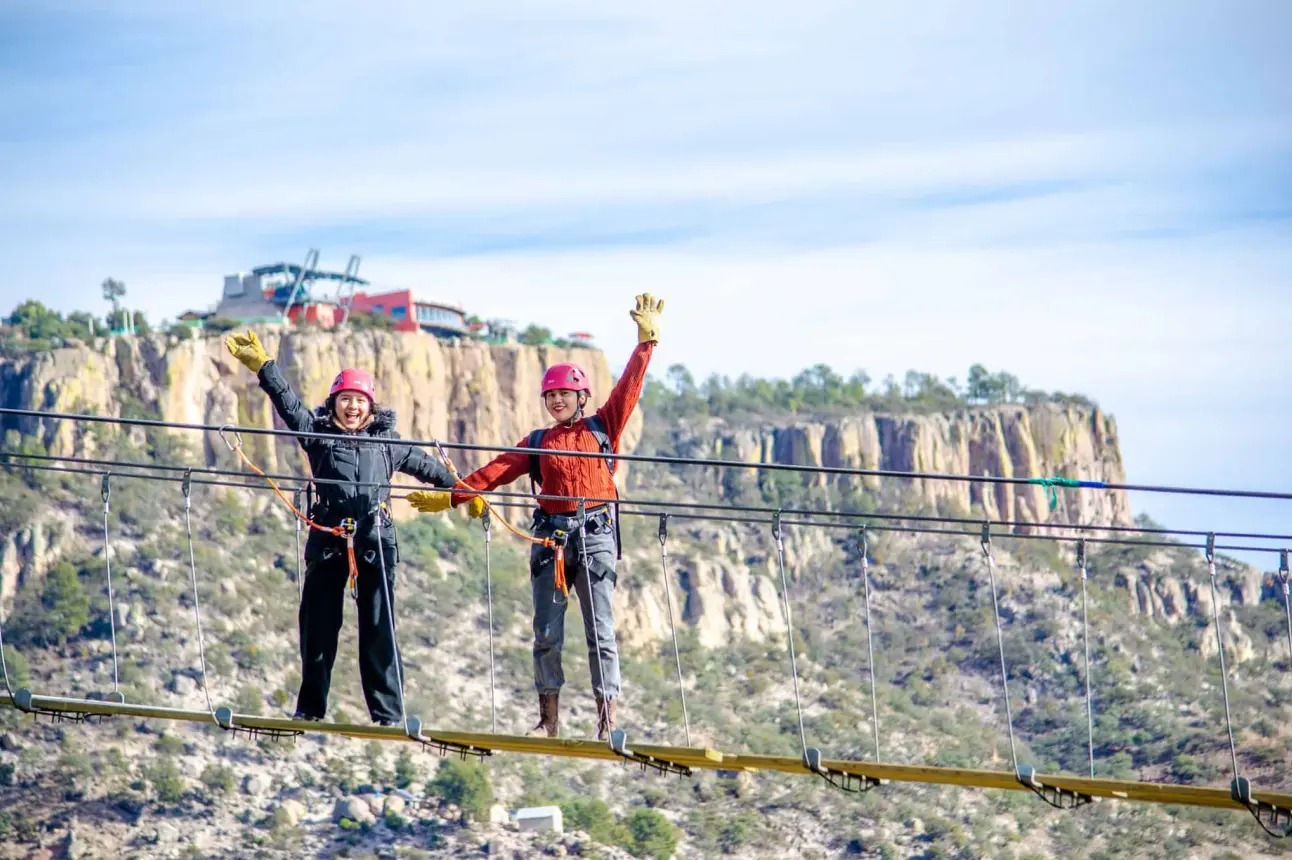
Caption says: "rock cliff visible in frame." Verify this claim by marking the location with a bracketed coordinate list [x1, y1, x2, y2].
[663, 404, 1132, 528]
[0, 328, 640, 476]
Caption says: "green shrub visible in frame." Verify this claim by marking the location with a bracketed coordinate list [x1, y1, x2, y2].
[147, 756, 187, 803]
[235, 686, 265, 716]
[427, 759, 492, 822]
[562, 798, 621, 844]
[394, 748, 419, 789]
[41, 562, 90, 643]
[624, 808, 677, 860]
[153, 735, 186, 756]
[201, 763, 236, 793]
[0, 646, 30, 688]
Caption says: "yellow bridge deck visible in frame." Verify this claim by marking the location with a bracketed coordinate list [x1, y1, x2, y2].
[3, 691, 1288, 815]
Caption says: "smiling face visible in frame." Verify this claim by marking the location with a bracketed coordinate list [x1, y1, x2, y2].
[333, 391, 372, 431]
[543, 388, 586, 423]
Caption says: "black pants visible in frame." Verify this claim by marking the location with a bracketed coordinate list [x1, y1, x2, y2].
[295, 547, 403, 723]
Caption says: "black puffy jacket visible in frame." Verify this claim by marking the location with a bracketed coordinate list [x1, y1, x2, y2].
[258, 360, 454, 562]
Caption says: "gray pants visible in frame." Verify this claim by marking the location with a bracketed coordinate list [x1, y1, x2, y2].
[530, 508, 621, 700]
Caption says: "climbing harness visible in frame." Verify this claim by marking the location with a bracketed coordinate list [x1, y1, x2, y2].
[859, 527, 881, 763]
[982, 525, 1092, 810]
[525, 416, 624, 559]
[551, 529, 570, 603]
[1077, 540, 1095, 778]
[341, 518, 360, 600]
[483, 510, 498, 735]
[657, 514, 692, 747]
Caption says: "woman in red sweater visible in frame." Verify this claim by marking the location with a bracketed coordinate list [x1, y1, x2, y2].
[409, 294, 662, 739]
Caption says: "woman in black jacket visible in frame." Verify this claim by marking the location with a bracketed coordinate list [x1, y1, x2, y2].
[225, 330, 482, 725]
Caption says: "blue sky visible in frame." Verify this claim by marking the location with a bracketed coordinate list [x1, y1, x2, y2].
[2, 0, 1290, 565]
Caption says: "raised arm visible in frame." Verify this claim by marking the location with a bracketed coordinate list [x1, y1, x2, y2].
[257, 360, 317, 435]
[595, 293, 663, 442]
[225, 330, 316, 435]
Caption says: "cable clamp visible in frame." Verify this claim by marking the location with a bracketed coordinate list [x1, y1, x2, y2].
[1017, 764, 1095, 810]
[608, 729, 692, 777]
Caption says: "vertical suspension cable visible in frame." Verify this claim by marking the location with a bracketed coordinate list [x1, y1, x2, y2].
[981, 524, 1019, 772]
[374, 508, 408, 729]
[657, 515, 692, 747]
[1206, 534, 1242, 783]
[483, 509, 498, 735]
[1078, 539, 1095, 777]
[182, 471, 217, 719]
[1279, 551, 1292, 671]
[101, 474, 121, 696]
[859, 527, 880, 762]
[772, 511, 810, 760]
[0, 570, 13, 697]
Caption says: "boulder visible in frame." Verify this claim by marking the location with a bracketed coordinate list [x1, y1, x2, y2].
[333, 797, 376, 825]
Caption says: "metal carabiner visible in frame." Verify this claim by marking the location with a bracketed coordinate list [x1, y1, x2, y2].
[217, 425, 244, 453]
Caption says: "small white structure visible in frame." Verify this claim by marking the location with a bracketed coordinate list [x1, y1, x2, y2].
[514, 806, 564, 834]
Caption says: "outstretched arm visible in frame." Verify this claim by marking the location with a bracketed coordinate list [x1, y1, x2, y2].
[450, 448, 529, 506]
[391, 441, 456, 488]
[595, 293, 663, 443]
[407, 445, 528, 515]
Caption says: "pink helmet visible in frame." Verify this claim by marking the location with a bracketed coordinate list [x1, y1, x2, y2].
[541, 362, 591, 395]
[329, 368, 376, 403]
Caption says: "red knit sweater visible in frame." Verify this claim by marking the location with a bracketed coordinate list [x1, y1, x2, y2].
[453, 342, 655, 514]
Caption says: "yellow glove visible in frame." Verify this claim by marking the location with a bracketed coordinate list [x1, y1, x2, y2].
[466, 496, 486, 519]
[407, 490, 452, 514]
[224, 330, 270, 374]
[629, 293, 664, 344]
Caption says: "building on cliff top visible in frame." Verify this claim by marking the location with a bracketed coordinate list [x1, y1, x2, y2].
[207, 262, 469, 339]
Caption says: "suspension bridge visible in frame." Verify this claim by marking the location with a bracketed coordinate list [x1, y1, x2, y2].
[0, 406, 1289, 837]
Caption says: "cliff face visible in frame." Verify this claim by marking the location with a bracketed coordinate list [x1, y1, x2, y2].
[0, 329, 640, 477]
[663, 404, 1132, 528]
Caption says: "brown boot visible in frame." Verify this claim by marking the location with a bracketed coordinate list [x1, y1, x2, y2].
[531, 693, 559, 738]
[595, 696, 617, 741]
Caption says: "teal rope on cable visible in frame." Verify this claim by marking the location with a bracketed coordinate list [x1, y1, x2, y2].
[1030, 476, 1105, 511]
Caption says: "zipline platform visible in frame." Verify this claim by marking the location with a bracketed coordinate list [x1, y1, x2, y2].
[5, 690, 1289, 815]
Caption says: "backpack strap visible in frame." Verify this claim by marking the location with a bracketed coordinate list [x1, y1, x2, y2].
[582, 414, 623, 560]
[583, 414, 617, 476]
[524, 428, 548, 495]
